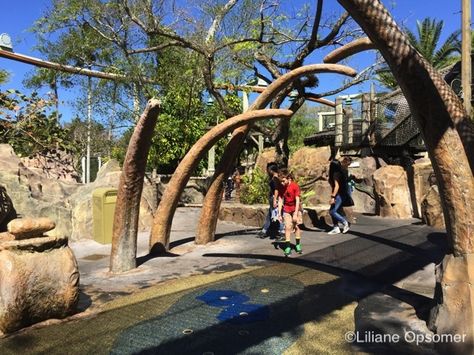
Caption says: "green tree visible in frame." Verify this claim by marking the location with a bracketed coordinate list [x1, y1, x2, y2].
[29, 0, 363, 170]
[288, 103, 319, 153]
[0, 89, 78, 158]
[239, 166, 267, 204]
[377, 17, 461, 89]
[0, 70, 9, 85]
[29, 0, 246, 173]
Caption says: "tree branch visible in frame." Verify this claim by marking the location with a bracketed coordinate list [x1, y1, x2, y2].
[290, 0, 324, 67]
[127, 41, 189, 54]
[122, 0, 150, 34]
[206, 0, 239, 42]
[312, 62, 378, 98]
[317, 12, 350, 47]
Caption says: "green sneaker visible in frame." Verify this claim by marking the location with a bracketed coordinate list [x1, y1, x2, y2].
[295, 244, 302, 254]
[284, 246, 292, 256]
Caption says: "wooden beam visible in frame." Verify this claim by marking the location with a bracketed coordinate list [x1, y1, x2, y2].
[0, 48, 336, 107]
[0, 48, 159, 83]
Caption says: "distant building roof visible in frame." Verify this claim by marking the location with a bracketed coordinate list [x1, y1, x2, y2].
[303, 129, 335, 147]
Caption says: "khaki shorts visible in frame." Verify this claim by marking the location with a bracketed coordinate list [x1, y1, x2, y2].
[283, 210, 303, 226]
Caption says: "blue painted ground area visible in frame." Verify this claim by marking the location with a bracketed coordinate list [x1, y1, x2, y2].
[197, 289, 269, 324]
[111, 275, 305, 354]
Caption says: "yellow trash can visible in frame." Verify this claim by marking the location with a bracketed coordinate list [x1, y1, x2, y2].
[92, 188, 118, 244]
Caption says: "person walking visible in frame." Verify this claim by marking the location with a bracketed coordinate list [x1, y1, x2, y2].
[224, 174, 234, 200]
[277, 169, 303, 256]
[328, 156, 354, 234]
[232, 166, 243, 203]
[258, 162, 284, 239]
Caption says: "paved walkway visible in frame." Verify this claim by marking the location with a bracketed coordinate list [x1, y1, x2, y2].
[0, 208, 447, 354]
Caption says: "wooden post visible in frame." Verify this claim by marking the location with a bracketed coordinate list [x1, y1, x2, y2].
[242, 90, 249, 112]
[346, 105, 353, 144]
[318, 113, 324, 132]
[369, 83, 376, 146]
[208, 145, 216, 176]
[361, 93, 370, 144]
[335, 98, 343, 147]
[258, 134, 264, 154]
[86, 75, 92, 184]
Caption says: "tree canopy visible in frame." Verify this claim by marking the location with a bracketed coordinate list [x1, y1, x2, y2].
[25, 0, 373, 171]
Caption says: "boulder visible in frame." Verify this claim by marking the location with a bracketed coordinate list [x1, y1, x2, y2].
[351, 189, 376, 214]
[219, 204, 267, 227]
[7, 217, 55, 239]
[20, 150, 80, 183]
[0, 232, 15, 242]
[0, 144, 21, 173]
[0, 145, 77, 238]
[0, 234, 79, 334]
[289, 146, 331, 177]
[288, 150, 378, 215]
[421, 185, 445, 229]
[0, 145, 202, 241]
[429, 254, 474, 354]
[412, 161, 435, 218]
[0, 174, 73, 239]
[69, 160, 156, 240]
[255, 148, 277, 172]
[373, 165, 412, 218]
[350, 156, 386, 187]
[305, 180, 332, 206]
[288, 146, 332, 210]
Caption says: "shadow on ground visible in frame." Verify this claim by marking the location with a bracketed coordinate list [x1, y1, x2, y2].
[0, 224, 448, 354]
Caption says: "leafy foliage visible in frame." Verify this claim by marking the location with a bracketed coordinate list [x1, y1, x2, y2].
[407, 18, 461, 68]
[239, 167, 268, 205]
[25, 0, 362, 171]
[288, 104, 319, 153]
[110, 87, 243, 173]
[0, 70, 9, 85]
[239, 166, 316, 206]
[377, 17, 461, 89]
[0, 89, 78, 158]
[148, 91, 208, 173]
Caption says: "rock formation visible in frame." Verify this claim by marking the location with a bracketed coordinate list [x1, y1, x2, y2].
[421, 185, 445, 229]
[373, 165, 412, 218]
[0, 145, 156, 241]
[0, 217, 79, 334]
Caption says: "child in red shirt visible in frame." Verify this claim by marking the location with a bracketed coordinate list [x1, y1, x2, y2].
[277, 169, 303, 256]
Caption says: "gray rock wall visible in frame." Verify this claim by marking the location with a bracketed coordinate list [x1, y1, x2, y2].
[0, 145, 210, 241]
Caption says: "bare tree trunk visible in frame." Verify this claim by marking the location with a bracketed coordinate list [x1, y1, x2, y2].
[337, 0, 474, 351]
[196, 64, 357, 244]
[149, 109, 293, 252]
[110, 99, 161, 273]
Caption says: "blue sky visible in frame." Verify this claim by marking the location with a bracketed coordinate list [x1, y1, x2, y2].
[0, 0, 465, 123]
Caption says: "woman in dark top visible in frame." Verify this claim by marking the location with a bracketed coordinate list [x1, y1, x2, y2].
[328, 157, 353, 234]
[257, 162, 284, 239]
